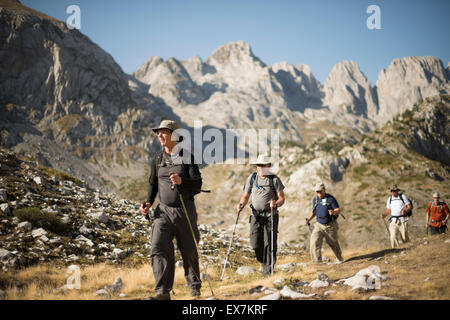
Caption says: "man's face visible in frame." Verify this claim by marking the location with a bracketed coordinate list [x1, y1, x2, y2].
[316, 189, 326, 198]
[257, 164, 271, 175]
[157, 128, 172, 147]
[433, 196, 440, 205]
[391, 190, 399, 197]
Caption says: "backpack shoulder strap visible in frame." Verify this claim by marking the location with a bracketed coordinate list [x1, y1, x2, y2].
[154, 151, 164, 175]
[313, 195, 319, 212]
[268, 175, 278, 200]
[247, 172, 257, 194]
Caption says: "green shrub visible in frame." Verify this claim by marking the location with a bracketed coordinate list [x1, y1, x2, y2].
[353, 165, 369, 176]
[13, 207, 71, 235]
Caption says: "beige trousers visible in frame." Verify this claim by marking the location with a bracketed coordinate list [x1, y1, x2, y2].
[389, 219, 409, 248]
[310, 220, 343, 263]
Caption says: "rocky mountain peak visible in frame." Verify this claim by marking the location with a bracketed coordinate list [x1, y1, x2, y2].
[133, 56, 164, 84]
[323, 60, 377, 117]
[375, 56, 449, 123]
[206, 40, 266, 69]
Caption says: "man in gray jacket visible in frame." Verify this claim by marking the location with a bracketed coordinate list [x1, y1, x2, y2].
[236, 154, 285, 276]
[141, 120, 202, 300]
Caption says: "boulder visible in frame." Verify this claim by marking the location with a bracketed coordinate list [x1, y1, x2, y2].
[0, 248, 13, 261]
[236, 266, 256, 276]
[104, 277, 123, 293]
[31, 228, 48, 238]
[17, 221, 32, 231]
[0, 189, 7, 202]
[0, 203, 10, 215]
[342, 265, 383, 290]
[258, 292, 281, 300]
[280, 286, 315, 299]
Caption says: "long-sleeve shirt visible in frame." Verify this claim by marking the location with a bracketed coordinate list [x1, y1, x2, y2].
[146, 150, 202, 206]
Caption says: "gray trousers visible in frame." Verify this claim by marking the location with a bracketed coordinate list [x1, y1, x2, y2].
[310, 219, 343, 263]
[150, 201, 201, 295]
[249, 211, 279, 273]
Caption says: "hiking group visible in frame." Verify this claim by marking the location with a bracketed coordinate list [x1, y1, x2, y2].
[140, 120, 449, 300]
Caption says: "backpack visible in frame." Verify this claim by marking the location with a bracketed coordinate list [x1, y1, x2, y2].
[313, 194, 338, 220]
[247, 172, 278, 200]
[155, 150, 203, 197]
[428, 201, 446, 220]
[389, 193, 413, 217]
[430, 201, 445, 211]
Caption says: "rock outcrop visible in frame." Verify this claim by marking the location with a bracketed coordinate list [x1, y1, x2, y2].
[0, 1, 178, 191]
[323, 60, 378, 117]
[375, 56, 449, 123]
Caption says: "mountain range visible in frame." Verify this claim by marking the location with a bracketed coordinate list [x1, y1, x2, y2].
[0, 0, 449, 210]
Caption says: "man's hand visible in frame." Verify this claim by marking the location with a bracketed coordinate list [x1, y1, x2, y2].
[169, 172, 182, 185]
[236, 203, 243, 213]
[381, 212, 388, 219]
[270, 199, 277, 208]
[141, 202, 151, 215]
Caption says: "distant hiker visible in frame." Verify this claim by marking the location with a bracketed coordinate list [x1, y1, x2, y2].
[236, 154, 285, 276]
[381, 184, 412, 248]
[426, 192, 449, 235]
[141, 120, 202, 300]
[305, 183, 344, 264]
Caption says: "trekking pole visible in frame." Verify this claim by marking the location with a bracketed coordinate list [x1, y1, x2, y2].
[306, 218, 312, 235]
[270, 204, 274, 276]
[220, 208, 242, 281]
[382, 216, 390, 237]
[176, 185, 215, 298]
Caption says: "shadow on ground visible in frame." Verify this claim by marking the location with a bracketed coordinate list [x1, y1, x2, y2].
[345, 248, 405, 262]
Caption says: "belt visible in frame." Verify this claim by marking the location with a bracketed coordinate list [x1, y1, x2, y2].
[250, 204, 276, 217]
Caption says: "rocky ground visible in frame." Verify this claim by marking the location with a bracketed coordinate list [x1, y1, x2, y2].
[0, 145, 301, 273]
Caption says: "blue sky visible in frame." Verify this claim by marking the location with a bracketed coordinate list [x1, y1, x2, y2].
[22, 0, 450, 85]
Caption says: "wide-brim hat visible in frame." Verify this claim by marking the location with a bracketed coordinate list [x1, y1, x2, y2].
[151, 120, 180, 133]
[250, 154, 272, 166]
[389, 184, 400, 192]
[315, 183, 326, 192]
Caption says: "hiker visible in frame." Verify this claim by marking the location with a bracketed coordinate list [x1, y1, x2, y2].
[236, 154, 285, 276]
[305, 183, 344, 264]
[141, 120, 202, 300]
[381, 184, 412, 248]
[426, 192, 449, 235]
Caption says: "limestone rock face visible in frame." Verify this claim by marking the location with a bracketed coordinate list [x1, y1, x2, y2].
[323, 60, 378, 117]
[0, 3, 177, 191]
[375, 56, 449, 123]
[406, 95, 450, 165]
[272, 61, 324, 112]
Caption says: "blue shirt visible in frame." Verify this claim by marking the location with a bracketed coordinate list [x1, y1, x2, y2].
[312, 194, 339, 224]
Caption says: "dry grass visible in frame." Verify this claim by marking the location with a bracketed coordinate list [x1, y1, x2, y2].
[1, 233, 449, 300]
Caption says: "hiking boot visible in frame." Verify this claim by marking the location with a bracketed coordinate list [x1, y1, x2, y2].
[261, 267, 272, 277]
[146, 292, 171, 300]
[190, 288, 201, 298]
